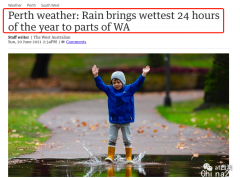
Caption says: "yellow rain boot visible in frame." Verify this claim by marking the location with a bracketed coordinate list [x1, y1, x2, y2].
[125, 164, 132, 177]
[107, 165, 115, 177]
[125, 147, 133, 164]
[105, 146, 115, 163]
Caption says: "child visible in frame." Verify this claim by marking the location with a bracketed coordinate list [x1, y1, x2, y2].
[92, 65, 150, 164]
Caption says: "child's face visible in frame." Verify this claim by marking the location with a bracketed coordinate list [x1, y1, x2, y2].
[112, 79, 123, 90]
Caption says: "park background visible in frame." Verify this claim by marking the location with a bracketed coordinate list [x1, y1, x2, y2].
[8, 54, 229, 176]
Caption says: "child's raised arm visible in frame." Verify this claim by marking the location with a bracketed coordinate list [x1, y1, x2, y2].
[130, 66, 150, 94]
[92, 65, 109, 95]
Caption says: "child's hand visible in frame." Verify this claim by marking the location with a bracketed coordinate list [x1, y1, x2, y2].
[92, 65, 99, 77]
[142, 66, 150, 77]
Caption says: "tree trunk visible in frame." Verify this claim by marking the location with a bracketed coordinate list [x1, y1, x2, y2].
[195, 54, 229, 110]
[204, 54, 229, 104]
[31, 54, 51, 79]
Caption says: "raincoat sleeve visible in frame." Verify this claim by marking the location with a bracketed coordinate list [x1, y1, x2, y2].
[94, 76, 109, 95]
[130, 74, 145, 94]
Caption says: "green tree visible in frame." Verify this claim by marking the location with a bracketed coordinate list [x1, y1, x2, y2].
[196, 54, 229, 110]
[147, 54, 164, 68]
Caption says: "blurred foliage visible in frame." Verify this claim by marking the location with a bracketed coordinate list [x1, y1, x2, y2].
[157, 99, 229, 138]
[60, 72, 205, 91]
[9, 54, 214, 81]
[147, 54, 165, 67]
[9, 54, 214, 91]
[204, 54, 229, 104]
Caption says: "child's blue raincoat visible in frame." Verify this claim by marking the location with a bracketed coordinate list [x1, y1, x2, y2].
[94, 75, 145, 124]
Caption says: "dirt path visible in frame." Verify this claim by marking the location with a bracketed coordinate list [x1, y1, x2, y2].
[19, 90, 229, 159]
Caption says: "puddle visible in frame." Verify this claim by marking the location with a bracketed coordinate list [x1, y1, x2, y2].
[8, 154, 229, 177]
[8, 142, 229, 177]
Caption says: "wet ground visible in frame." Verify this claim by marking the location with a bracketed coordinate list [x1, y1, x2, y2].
[19, 92, 229, 160]
[9, 154, 229, 177]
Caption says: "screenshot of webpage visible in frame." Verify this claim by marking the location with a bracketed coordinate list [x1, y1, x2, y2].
[2, 0, 239, 177]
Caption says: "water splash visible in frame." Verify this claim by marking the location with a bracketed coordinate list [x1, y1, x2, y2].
[114, 154, 126, 163]
[134, 165, 146, 175]
[82, 141, 103, 165]
[80, 142, 147, 165]
[83, 167, 96, 177]
[133, 151, 146, 164]
[75, 142, 158, 176]
[83, 166, 105, 177]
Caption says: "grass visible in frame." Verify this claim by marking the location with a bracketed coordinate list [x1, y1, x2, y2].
[8, 92, 106, 158]
[170, 54, 214, 68]
[156, 99, 229, 138]
[8, 108, 50, 159]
